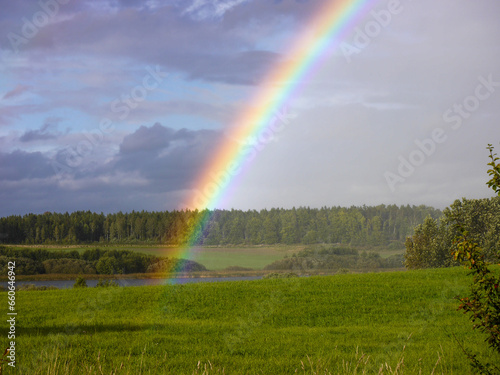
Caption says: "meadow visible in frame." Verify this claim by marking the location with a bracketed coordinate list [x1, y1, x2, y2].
[4, 266, 499, 374]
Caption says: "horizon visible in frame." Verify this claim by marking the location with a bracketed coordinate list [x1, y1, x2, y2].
[0, 201, 450, 219]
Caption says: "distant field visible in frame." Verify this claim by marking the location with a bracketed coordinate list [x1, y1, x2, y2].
[8, 267, 499, 374]
[5, 244, 307, 270]
[135, 245, 306, 270]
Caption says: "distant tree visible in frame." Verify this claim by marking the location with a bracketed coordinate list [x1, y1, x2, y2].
[263, 216, 279, 244]
[245, 216, 262, 244]
[404, 216, 453, 269]
[302, 230, 318, 245]
[42, 258, 96, 274]
[281, 210, 299, 245]
[445, 197, 500, 262]
[368, 215, 385, 246]
[227, 213, 245, 244]
[96, 256, 119, 275]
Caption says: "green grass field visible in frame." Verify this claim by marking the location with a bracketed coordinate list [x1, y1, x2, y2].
[5, 266, 499, 374]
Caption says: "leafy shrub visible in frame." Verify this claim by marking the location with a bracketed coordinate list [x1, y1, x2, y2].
[96, 256, 120, 274]
[452, 144, 500, 374]
[81, 248, 103, 262]
[96, 279, 119, 287]
[42, 258, 96, 274]
[384, 253, 405, 268]
[73, 276, 87, 288]
[0, 256, 44, 275]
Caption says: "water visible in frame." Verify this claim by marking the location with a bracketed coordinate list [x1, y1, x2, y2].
[17, 276, 263, 289]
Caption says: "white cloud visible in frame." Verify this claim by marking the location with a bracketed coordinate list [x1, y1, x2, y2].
[183, 0, 249, 20]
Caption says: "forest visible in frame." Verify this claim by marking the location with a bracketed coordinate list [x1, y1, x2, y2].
[0, 204, 441, 246]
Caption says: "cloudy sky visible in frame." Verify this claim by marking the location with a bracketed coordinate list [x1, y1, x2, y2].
[1, 0, 500, 216]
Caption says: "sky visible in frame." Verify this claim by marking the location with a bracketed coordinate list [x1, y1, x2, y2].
[1, 0, 500, 216]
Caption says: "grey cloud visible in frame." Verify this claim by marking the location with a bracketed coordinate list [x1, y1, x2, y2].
[0, 0, 311, 86]
[0, 150, 55, 181]
[50, 123, 221, 193]
[120, 123, 174, 154]
[0, 123, 223, 215]
[186, 50, 280, 85]
[114, 123, 221, 191]
[0, 176, 181, 217]
[19, 120, 61, 142]
[19, 129, 56, 142]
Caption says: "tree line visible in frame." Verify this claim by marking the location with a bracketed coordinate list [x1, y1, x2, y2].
[0, 246, 206, 275]
[0, 205, 441, 246]
[264, 245, 404, 272]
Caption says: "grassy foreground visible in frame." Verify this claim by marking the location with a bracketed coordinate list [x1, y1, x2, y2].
[4, 267, 499, 374]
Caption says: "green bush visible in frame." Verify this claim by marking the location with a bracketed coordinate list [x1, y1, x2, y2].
[73, 276, 87, 288]
[452, 144, 500, 374]
[96, 279, 119, 288]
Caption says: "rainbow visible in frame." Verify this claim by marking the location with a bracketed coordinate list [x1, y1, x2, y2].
[168, 0, 382, 275]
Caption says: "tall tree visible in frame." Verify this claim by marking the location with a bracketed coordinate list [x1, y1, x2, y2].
[452, 144, 500, 374]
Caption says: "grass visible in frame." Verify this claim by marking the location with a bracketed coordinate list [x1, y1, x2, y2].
[3, 266, 499, 374]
